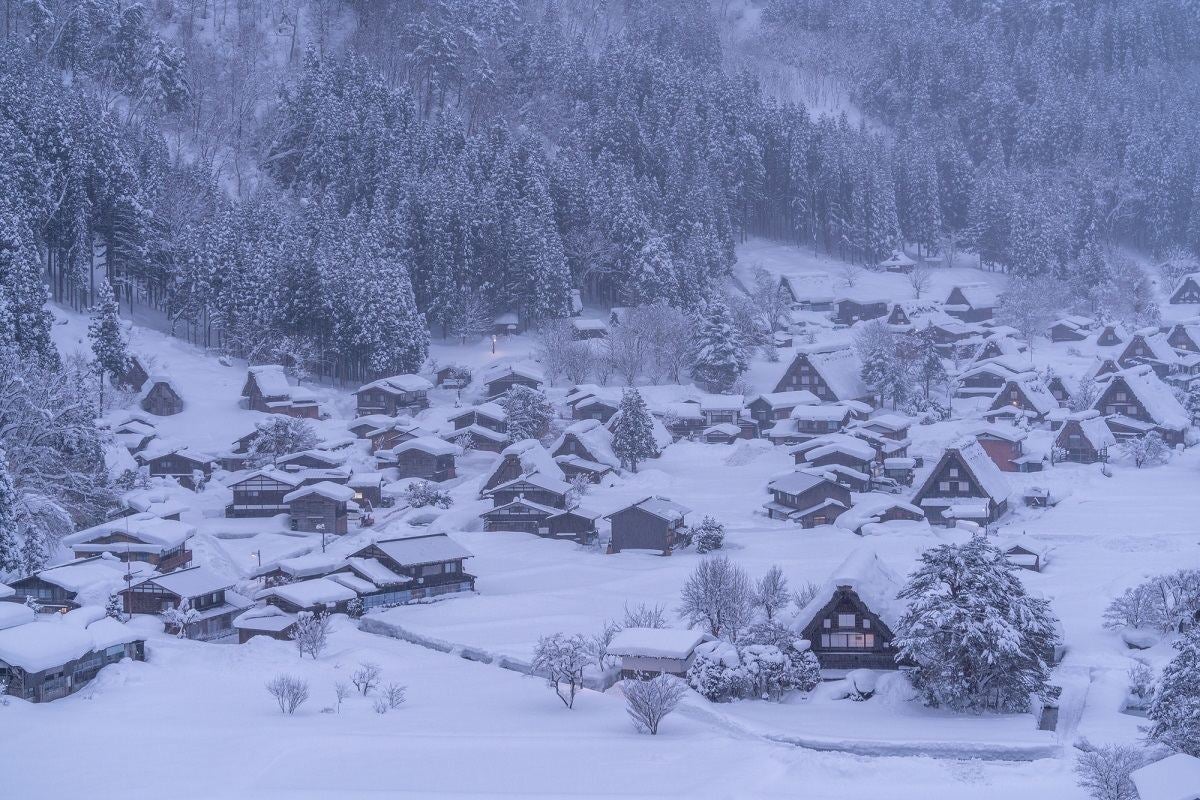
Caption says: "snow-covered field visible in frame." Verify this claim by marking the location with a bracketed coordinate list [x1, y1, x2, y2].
[4, 239, 1197, 798]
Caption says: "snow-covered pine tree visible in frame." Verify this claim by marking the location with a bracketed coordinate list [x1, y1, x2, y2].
[610, 388, 657, 473]
[693, 516, 725, 553]
[1148, 628, 1200, 756]
[0, 202, 56, 366]
[691, 296, 747, 392]
[894, 536, 1060, 712]
[0, 451, 20, 575]
[87, 279, 128, 407]
[499, 385, 553, 442]
[626, 235, 678, 307]
[911, 326, 947, 401]
[855, 320, 904, 407]
[246, 417, 319, 468]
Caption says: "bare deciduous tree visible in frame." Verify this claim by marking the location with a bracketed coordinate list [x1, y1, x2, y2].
[352, 662, 383, 695]
[266, 674, 310, 715]
[532, 632, 590, 709]
[624, 602, 668, 629]
[291, 611, 331, 659]
[676, 555, 753, 641]
[383, 683, 407, 709]
[753, 565, 791, 622]
[1073, 741, 1145, 800]
[334, 681, 351, 713]
[624, 674, 686, 735]
[908, 265, 932, 299]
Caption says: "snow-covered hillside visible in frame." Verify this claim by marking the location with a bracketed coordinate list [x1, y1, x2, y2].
[4, 237, 1199, 798]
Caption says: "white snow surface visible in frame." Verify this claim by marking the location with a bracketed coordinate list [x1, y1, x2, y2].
[16, 243, 1200, 797]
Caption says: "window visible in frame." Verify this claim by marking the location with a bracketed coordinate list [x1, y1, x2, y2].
[862, 618, 871, 629]
[948, 467, 959, 477]
[820, 633, 875, 649]
[939, 481, 951, 492]
[837, 613, 855, 627]
[823, 618, 831, 629]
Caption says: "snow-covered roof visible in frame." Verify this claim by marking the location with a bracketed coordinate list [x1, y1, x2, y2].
[371, 533, 473, 567]
[259, 577, 358, 608]
[1130, 753, 1200, 800]
[347, 557, 412, 587]
[955, 438, 1011, 501]
[971, 423, 1027, 443]
[790, 405, 852, 422]
[233, 605, 297, 633]
[225, 467, 305, 489]
[779, 272, 835, 302]
[1126, 333, 1179, 365]
[1065, 412, 1118, 450]
[252, 551, 345, 580]
[491, 471, 572, 496]
[483, 439, 565, 485]
[958, 359, 1027, 381]
[794, 548, 905, 633]
[1053, 315, 1096, 331]
[997, 379, 1059, 416]
[276, 448, 347, 468]
[358, 374, 433, 394]
[606, 628, 714, 660]
[698, 394, 744, 412]
[282, 481, 357, 505]
[0, 603, 34, 630]
[571, 318, 608, 331]
[390, 436, 463, 457]
[139, 373, 183, 401]
[629, 497, 691, 522]
[19, 556, 137, 594]
[349, 472, 384, 488]
[443, 424, 509, 446]
[1101, 366, 1190, 430]
[136, 440, 216, 465]
[878, 250, 915, 269]
[483, 362, 545, 385]
[550, 419, 620, 468]
[449, 402, 508, 424]
[64, 514, 195, 551]
[768, 470, 832, 495]
[138, 566, 233, 599]
[482, 497, 562, 517]
[704, 423, 741, 437]
[791, 433, 876, 462]
[834, 286, 890, 304]
[834, 496, 924, 532]
[749, 390, 821, 409]
[806, 347, 869, 401]
[1171, 272, 1200, 296]
[859, 414, 911, 433]
[946, 284, 997, 309]
[247, 365, 292, 398]
[0, 612, 142, 673]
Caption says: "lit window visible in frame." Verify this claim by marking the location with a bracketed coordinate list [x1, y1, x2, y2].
[838, 613, 855, 627]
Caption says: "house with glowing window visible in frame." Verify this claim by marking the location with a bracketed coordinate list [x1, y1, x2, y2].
[794, 549, 906, 672]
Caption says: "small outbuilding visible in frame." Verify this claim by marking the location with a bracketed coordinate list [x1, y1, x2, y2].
[1130, 753, 1200, 800]
[139, 375, 184, 416]
[606, 628, 715, 679]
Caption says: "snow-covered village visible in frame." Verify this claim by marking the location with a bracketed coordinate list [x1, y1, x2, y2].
[3, 1, 1200, 799]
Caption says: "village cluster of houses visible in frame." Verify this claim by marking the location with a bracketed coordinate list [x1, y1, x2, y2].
[7, 266, 1200, 707]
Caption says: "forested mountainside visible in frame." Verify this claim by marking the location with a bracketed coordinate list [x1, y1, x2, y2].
[3, 0, 1200, 384]
[760, 0, 1200, 270]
